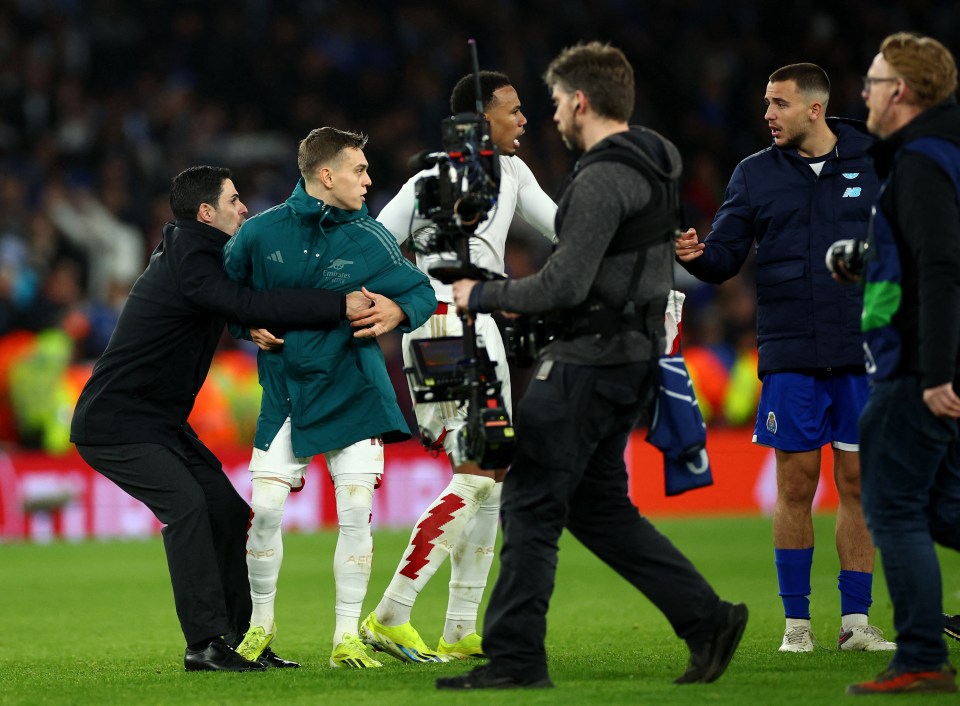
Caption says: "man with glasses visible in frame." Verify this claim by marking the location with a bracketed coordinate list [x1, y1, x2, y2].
[676, 63, 893, 654]
[848, 32, 960, 696]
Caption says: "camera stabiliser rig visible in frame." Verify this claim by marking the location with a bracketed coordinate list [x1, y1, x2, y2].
[404, 39, 514, 469]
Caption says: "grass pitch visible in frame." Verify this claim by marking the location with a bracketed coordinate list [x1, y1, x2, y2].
[2, 514, 958, 705]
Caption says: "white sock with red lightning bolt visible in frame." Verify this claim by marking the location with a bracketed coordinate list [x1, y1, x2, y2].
[444, 481, 502, 642]
[375, 474, 495, 627]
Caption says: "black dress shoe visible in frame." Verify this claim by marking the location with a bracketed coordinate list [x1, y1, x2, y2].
[259, 647, 301, 668]
[184, 638, 266, 672]
[436, 665, 553, 690]
[946, 614, 960, 642]
[675, 601, 748, 684]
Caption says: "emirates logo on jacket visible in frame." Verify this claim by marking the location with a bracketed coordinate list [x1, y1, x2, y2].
[323, 258, 354, 281]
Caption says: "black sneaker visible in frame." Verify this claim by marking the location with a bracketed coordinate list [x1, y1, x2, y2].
[259, 647, 301, 669]
[184, 638, 265, 672]
[675, 602, 748, 684]
[945, 614, 960, 642]
[436, 665, 553, 690]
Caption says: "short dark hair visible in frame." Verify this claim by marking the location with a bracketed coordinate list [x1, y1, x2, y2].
[298, 127, 368, 180]
[769, 63, 831, 104]
[169, 166, 231, 221]
[450, 71, 512, 113]
[544, 42, 635, 122]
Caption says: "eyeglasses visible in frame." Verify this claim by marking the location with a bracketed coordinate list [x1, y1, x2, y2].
[862, 76, 900, 93]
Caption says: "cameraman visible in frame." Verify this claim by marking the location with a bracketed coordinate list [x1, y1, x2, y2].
[366, 71, 557, 662]
[439, 42, 746, 690]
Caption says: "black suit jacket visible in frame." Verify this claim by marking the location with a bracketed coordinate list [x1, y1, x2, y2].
[70, 219, 344, 448]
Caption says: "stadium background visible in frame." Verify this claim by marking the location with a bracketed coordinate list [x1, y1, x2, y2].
[0, 0, 957, 540]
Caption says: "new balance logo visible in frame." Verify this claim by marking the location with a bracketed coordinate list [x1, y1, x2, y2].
[842, 187, 862, 198]
[267, 251, 284, 263]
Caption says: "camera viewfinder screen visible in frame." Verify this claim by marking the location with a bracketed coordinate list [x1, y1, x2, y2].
[413, 337, 465, 375]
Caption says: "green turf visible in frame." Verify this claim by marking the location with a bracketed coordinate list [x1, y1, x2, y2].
[2, 515, 958, 704]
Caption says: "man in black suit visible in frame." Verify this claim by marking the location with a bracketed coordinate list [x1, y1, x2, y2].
[70, 166, 384, 671]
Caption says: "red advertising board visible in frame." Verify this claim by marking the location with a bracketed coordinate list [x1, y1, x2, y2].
[0, 429, 841, 542]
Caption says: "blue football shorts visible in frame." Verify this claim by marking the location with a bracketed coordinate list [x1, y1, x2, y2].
[752, 371, 869, 452]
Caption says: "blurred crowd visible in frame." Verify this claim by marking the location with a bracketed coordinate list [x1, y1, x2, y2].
[0, 0, 957, 451]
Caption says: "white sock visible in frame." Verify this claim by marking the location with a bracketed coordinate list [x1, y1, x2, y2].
[332, 473, 376, 649]
[444, 481, 501, 643]
[841, 613, 868, 632]
[246, 478, 290, 632]
[377, 474, 495, 626]
[786, 617, 811, 630]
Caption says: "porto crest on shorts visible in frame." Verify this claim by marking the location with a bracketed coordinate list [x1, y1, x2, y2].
[766, 411, 778, 434]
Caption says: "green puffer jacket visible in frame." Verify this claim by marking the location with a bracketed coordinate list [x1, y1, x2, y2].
[223, 179, 436, 456]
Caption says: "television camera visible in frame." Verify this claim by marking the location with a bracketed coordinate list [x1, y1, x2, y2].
[403, 40, 514, 469]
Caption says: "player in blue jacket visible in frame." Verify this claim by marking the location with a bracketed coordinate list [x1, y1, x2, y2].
[677, 63, 894, 654]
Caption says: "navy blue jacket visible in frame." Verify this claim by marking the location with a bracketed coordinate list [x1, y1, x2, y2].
[681, 118, 877, 377]
[864, 100, 960, 388]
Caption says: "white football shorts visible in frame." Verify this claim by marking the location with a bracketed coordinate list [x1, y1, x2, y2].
[249, 416, 384, 490]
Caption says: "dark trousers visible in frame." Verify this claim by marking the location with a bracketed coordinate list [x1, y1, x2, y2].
[859, 377, 960, 671]
[76, 439, 252, 645]
[483, 361, 722, 679]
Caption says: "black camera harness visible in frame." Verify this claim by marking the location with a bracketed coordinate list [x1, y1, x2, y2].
[551, 135, 682, 339]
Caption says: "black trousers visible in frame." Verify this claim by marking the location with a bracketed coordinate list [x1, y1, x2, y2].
[860, 377, 960, 671]
[76, 439, 251, 645]
[483, 360, 722, 679]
